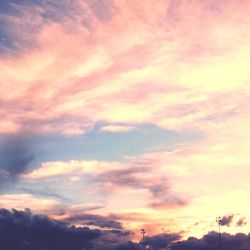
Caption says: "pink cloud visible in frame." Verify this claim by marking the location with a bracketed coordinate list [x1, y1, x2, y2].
[1, 0, 250, 135]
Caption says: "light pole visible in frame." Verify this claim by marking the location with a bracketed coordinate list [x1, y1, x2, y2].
[141, 228, 146, 250]
[216, 217, 222, 250]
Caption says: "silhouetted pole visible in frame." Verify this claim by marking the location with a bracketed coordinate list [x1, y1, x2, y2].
[216, 217, 223, 250]
[141, 228, 146, 250]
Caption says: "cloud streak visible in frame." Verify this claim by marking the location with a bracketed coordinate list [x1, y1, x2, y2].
[23, 159, 188, 210]
[63, 213, 123, 229]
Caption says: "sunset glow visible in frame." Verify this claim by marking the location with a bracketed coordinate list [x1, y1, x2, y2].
[1, 0, 250, 249]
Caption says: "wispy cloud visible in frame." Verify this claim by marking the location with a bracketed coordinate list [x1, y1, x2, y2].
[1, 0, 250, 135]
[22, 158, 187, 211]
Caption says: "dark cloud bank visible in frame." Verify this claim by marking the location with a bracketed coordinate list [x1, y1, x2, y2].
[1, 208, 250, 250]
[0, 208, 131, 250]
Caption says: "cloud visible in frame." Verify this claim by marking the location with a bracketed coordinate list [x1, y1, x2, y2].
[144, 233, 180, 249]
[1, 0, 250, 136]
[92, 229, 133, 250]
[0, 208, 100, 250]
[1, 208, 250, 250]
[0, 0, 93, 54]
[0, 133, 35, 188]
[64, 213, 123, 229]
[0, 208, 135, 250]
[170, 231, 250, 250]
[236, 217, 247, 227]
[219, 214, 234, 227]
[0, 134, 34, 176]
[22, 160, 122, 180]
[113, 241, 140, 250]
[0, 193, 60, 212]
[149, 196, 188, 210]
[99, 124, 136, 132]
[95, 166, 188, 209]
[85, 0, 115, 22]
[23, 158, 188, 210]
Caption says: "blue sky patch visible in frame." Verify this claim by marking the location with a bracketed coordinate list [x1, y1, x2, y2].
[30, 123, 199, 166]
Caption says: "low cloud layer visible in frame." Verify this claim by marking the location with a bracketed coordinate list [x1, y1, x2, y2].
[1, 208, 250, 250]
[0, 208, 100, 250]
[170, 231, 250, 250]
[0, 208, 132, 250]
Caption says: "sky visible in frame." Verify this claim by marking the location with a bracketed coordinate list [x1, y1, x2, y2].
[1, 0, 250, 249]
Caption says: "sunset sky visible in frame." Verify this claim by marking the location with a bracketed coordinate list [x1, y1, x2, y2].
[1, 0, 250, 246]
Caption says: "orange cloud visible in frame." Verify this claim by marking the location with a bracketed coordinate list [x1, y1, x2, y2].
[0, 194, 60, 212]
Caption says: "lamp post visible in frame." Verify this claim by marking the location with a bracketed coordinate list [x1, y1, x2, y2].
[216, 217, 223, 250]
[141, 228, 146, 250]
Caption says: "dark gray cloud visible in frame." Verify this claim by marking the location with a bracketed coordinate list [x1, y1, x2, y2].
[0, 208, 100, 250]
[144, 233, 180, 249]
[0, 208, 134, 250]
[170, 231, 250, 250]
[0, 134, 34, 176]
[219, 214, 234, 226]
[107, 232, 181, 250]
[64, 213, 123, 229]
[0, 134, 35, 188]
[113, 241, 140, 250]
[92, 229, 133, 250]
[86, 220, 122, 229]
